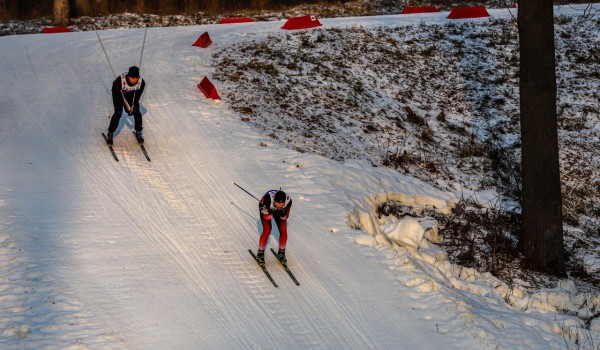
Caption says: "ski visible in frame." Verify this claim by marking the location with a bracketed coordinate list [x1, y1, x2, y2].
[102, 133, 119, 162]
[249, 249, 278, 287]
[133, 131, 151, 161]
[139, 144, 151, 161]
[270, 248, 300, 286]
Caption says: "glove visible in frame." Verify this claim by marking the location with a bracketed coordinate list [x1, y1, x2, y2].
[259, 203, 269, 215]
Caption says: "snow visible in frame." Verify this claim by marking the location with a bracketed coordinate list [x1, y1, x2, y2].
[0, 5, 599, 349]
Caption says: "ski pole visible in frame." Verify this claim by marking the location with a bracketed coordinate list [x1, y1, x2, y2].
[96, 31, 117, 79]
[130, 29, 147, 114]
[232, 182, 260, 202]
[96, 31, 133, 112]
[139, 28, 147, 68]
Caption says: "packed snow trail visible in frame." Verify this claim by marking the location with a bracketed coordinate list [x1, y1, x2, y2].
[0, 21, 481, 349]
[1, 7, 595, 350]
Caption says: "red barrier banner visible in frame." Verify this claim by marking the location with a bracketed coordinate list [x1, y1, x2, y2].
[447, 6, 490, 19]
[221, 17, 254, 24]
[198, 77, 221, 100]
[282, 15, 322, 30]
[42, 27, 71, 33]
[401, 6, 440, 14]
[192, 32, 212, 48]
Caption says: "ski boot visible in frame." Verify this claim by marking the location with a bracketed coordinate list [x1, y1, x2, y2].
[106, 132, 113, 145]
[277, 249, 287, 264]
[135, 130, 144, 144]
[256, 249, 265, 266]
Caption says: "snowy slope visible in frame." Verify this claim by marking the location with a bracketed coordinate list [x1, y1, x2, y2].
[0, 7, 598, 350]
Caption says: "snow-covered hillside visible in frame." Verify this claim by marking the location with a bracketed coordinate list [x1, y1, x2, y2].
[0, 6, 598, 350]
[212, 7, 600, 275]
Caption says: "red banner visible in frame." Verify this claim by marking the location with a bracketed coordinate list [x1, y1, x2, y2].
[401, 7, 440, 14]
[282, 15, 322, 30]
[447, 6, 490, 19]
[221, 18, 254, 24]
[192, 32, 212, 48]
[42, 27, 71, 33]
[198, 77, 220, 100]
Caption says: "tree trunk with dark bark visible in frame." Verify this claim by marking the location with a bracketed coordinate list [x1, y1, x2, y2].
[93, 0, 108, 15]
[0, 1, 6, 19]
[518, 0, 566, 276]
[185, 0, 198, 12]
[135, 0, 146, 13]
[74, 0, 91, 16]
[53, 0, 69, 25]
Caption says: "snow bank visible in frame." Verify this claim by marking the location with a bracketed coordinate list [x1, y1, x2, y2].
[348, 179, 600, 348]
[380, 216, 439, 250]
[344, 159, 458, 248]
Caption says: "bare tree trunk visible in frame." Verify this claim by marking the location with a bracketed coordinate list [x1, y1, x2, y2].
[186, 0, 198, 12]
[157, 0, 168, 13]
[53, 0, 70, 25]
[518, 0, 566, 276]
[251, 0, 268, 11]
[93, 0, 108, 15]
[0, 0, 6, 19]
[203, 0, 219, 13]
[74, 0, 91, 16]
[18, 0, 33, 18]
[136, 0, 146, 13]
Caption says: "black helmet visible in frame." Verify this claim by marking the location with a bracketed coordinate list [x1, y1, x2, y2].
[274, 191, 286, 204]
[128, 66, 140, 78]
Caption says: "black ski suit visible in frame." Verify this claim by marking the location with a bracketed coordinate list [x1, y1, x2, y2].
[107, 74, 146, 133]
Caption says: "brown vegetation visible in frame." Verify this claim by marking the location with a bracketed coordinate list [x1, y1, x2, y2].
[1, 0, 353, 19]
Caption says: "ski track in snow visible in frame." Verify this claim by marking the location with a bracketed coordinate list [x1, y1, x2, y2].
[0, 6, 598, 349]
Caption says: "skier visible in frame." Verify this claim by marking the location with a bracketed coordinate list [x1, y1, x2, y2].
[105, 66, 146, 145]
[256, 190, 292, 266]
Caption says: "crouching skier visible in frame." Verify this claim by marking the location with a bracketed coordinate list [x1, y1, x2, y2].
[105, 66, 146, 145]
[256, 190, 292, 266]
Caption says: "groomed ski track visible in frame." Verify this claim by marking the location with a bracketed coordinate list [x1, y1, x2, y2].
[0, 9, 551, 349]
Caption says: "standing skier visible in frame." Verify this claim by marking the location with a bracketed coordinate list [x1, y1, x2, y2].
[256, 190, 292, 265]
[105, 66, 146, 145]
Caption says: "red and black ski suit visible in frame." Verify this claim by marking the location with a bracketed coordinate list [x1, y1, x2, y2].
[258, 190, 292, 251]
[108, 73, 146, 133]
